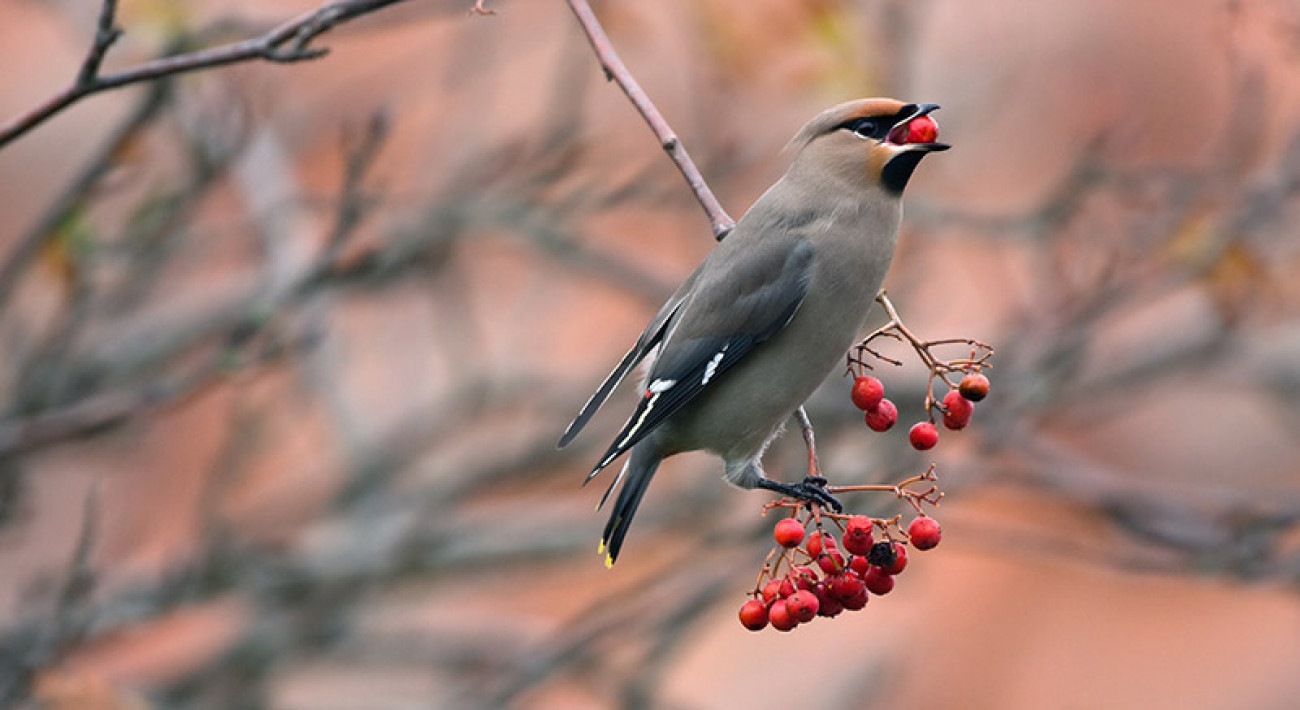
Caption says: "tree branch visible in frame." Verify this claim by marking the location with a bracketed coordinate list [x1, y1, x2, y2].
[563, 0, 735, 240]
[0, 0, 414, 149]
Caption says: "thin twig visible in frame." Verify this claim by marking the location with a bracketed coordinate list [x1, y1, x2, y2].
[0, 0, 414, 149]
[77, 0, 123, 85]
[563, 0, 735, 240]
[0, 81, 171, 318]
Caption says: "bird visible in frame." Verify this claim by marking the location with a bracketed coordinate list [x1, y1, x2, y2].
[558, 98, 949, 566]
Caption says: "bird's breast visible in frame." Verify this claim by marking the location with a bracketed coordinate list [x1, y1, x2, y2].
[662, 203, 902, 461]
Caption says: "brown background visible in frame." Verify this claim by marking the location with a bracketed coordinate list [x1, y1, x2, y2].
[1, 0, 1299, 708]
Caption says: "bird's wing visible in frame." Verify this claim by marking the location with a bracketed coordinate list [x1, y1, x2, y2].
[557, 266, 704, 449]
[588, 236, 815, 489]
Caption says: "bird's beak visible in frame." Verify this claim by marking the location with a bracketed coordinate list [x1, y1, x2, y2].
[886, 103, 950, 152]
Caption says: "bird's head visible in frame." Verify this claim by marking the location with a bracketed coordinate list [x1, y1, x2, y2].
[790, 98, 949, 195]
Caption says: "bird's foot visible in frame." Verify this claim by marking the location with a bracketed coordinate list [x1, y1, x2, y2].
[757, 475, 843, 513]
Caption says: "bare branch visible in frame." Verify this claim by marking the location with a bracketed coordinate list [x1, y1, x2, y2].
[0, 0, 415, 149]
[76, 0, 123, 85]
[0, 81, 171, 319]
[563, 0, 735, 240]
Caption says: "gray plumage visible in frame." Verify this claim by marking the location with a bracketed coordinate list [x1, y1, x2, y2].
[558, 98, 949, 565]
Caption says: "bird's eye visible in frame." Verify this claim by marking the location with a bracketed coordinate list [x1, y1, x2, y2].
[850, 120, 877, 139]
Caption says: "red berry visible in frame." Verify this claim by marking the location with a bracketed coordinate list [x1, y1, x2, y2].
[959, 372, 990, 402]
[842, 515, 875, 556]
[791, 566, 819, 591]
[941, 390, 973, 430]
[850, 376, 884, 411]
[813, 584, 845, 618]
[908, 516, 942, 550]
[848, 554, 871, 577]
[805, 531, 836, 557]
[907, 115, 939, 144]
[841, 584, 870, 610]
[739, 599, 769, 631]
[883, 543, 908, 575]
[786, 590, 820, 622]
[909, 421, 939, 450]
[864, 398, 898, 432]
[761, 580, 782, 603]
[778, 577, 797, 598]
[817, 550, 846, 576]
[863, 566, 895, 595]
[773, 517, 806, 548]
[768, 600, 798, 631]
[830, 574, 866, 603]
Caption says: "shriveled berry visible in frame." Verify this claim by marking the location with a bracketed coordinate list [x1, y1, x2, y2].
[959, 372, 990, 402]
[908, 516, 942, 550]
[864, 398, 898, 432]
[850, 376, 885, 411]
[768, 599, 798, 631]
[941, 390, 973, 430]
[863, 566, 895, 595]
[842, 515, 875, 556]
[866, 540, 896, 568]
[786, 590, 820, 622]
[883, 543, 909, 575]
[773, 517, 806, 548]
[806, 530, 836, 557]
[739, 599, 769, 631]
[909, 421, 939, 450]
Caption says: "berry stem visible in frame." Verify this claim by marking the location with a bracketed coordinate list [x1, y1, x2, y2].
[846, 291, 995, 407]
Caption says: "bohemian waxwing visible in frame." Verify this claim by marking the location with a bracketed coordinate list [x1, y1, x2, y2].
[558, 98, 949, 565]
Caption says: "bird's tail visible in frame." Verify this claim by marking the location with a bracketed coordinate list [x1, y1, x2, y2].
[598, 442, 662, 567]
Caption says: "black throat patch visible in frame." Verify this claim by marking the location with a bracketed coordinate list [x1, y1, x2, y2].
[881, 152, 927, 195]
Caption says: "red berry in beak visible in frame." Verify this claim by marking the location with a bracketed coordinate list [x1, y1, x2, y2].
[907, 115, 939, 144]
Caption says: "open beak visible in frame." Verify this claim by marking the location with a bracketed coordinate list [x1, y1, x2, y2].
[886, 103, 950, 152]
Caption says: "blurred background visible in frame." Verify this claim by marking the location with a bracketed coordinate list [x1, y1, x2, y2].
[2, 0, 1300, 707]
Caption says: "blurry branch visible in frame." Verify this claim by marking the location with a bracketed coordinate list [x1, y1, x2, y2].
[0, 82, 171, 320]
[0, 332, 304, 457]
[0, 0, 416, 149]
[564, 0, 735, 240]
[323, 112, 390, 261]
[0, 486, 99, 706]
[0, 111, 391, 458]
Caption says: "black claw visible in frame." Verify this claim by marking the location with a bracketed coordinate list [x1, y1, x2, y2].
[757, 476, 842, 512]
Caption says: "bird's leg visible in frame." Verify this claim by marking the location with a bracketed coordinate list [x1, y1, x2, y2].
[753, 407, 843, 512]
[755, 476, 842, 512]
[795, 406, 821, 480]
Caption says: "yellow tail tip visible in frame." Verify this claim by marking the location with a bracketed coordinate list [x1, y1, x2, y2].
[597, 540, 606, 554]
[604, 553, 615, 568]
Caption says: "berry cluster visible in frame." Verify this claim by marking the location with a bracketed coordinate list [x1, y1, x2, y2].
[740, 500, 942, 632]
[845, 291, 993, 453]
[737, 292, 991, 633]
[850, 372, 990, 451]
